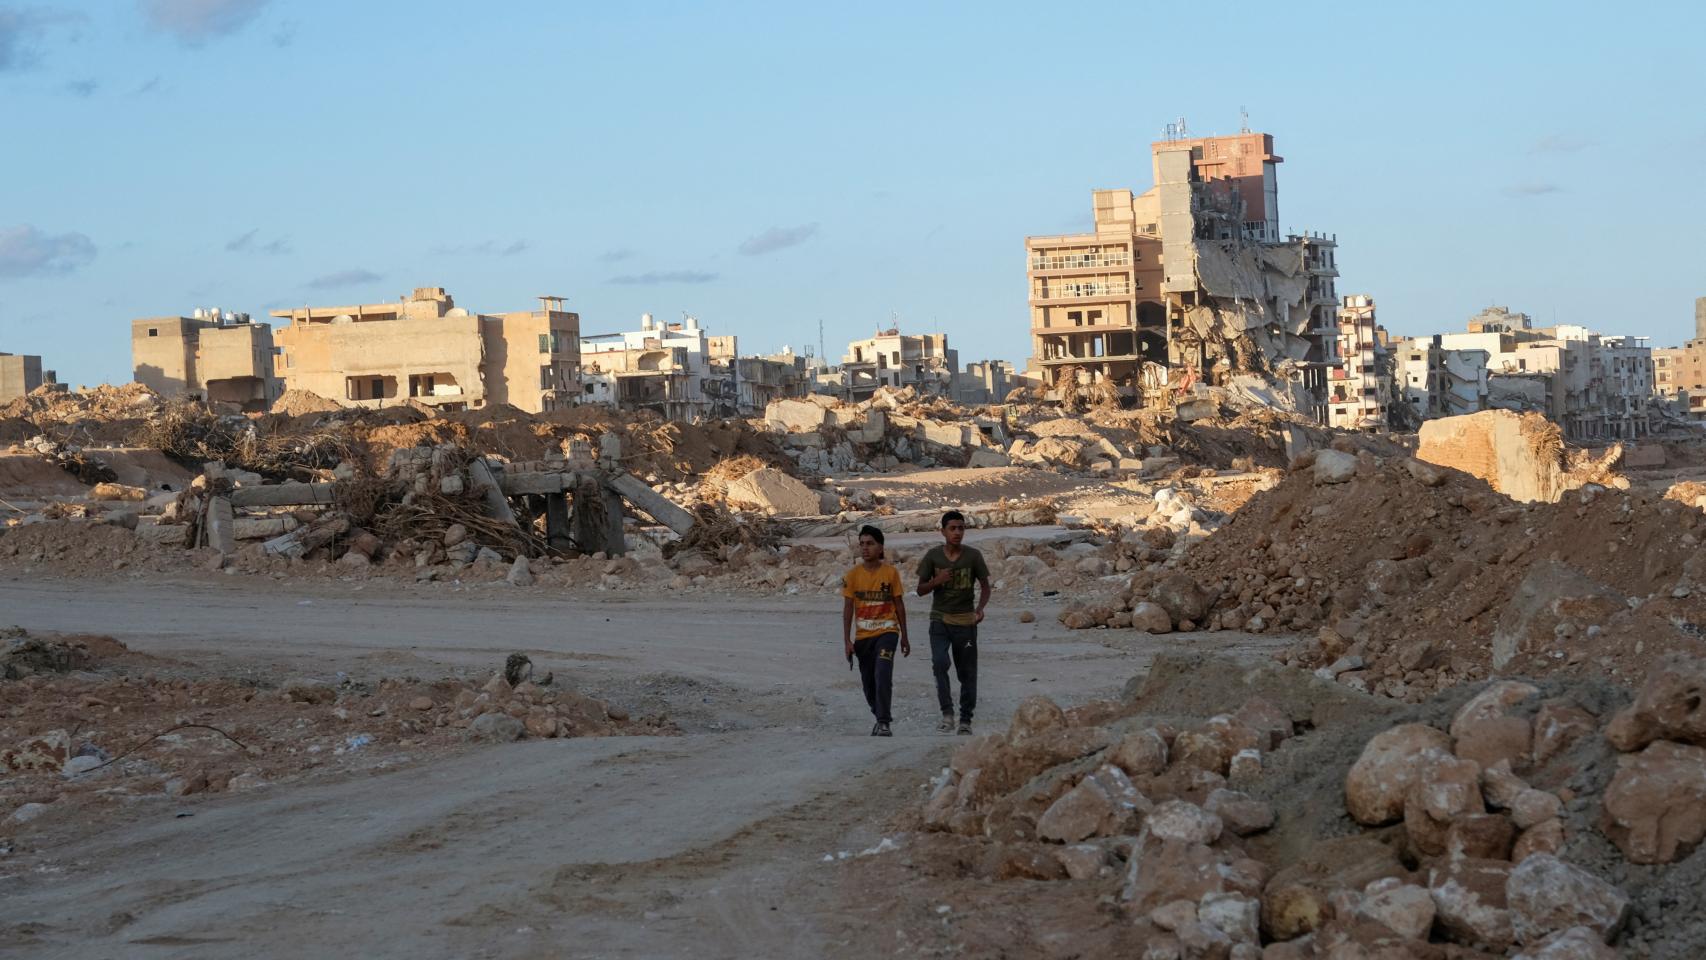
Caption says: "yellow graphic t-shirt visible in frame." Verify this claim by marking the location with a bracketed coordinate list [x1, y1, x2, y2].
[843, 563, 903, 640]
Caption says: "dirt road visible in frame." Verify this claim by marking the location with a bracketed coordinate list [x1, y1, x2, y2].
[0, 577, 1279, 958]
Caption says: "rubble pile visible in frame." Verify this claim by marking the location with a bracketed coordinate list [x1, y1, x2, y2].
[886, 654, 1706, 959]
[1055, 449, 1704, 701]
[1, 629, 674, 822]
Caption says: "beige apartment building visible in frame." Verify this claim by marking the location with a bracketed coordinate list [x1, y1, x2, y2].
[271, 288, 580, 413]
[841, 330, 957, 401]
[1, 352, 52, 402]
[1026, 190, 1167, 396]
[131, 309, 279, 410]
[1653, 298, 1706, 422]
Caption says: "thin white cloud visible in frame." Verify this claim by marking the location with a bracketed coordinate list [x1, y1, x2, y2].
[140, 0, 270, 46]
[608, 270, 718, 286]
[306, 268, 382, 289]
[430, 239, 530, 257]
[598, 247, 637, 264]
[1502, 182, 1563, 198]
[738, 223, 819, 256]
[226, 228, 291, 255]
[0, 224, 97, 278]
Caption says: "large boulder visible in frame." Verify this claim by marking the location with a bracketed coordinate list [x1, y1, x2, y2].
[1603, 655, 1706, 752]
[1151, 572, 1210, 627]
[1129, 601, 1173, 634]
[1599, 740, 1706, 864]
[1345, 724, 1453, 826]
[725, 467, 821, 517]
[1506, 854, 1629, 945]
[1311, 449, 1358, 484]
[1429, 857, 1515, 949]
[1450, 680, 1539, 770]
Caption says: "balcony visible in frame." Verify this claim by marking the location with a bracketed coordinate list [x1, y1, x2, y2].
[1029, 253, 1132, 272]
[1031, 281, 1135, 302]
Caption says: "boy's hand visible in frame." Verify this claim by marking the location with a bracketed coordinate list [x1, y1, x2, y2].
[927, 568, 953, 589]
[843, 638, 854, 660]
[900, 637, 911, 657]
[974, 610, 985, 625]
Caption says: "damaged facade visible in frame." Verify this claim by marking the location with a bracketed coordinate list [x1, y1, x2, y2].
[271, 288, 580, 413]
[1026, 129, 1343, 419]
[1435, 307, 1656, 441]
[131, 309, 280, 411]
[581, 313, 738, 421]
[840, 330, 957, 401]
[0, 353, 54, 403]
[1653, 297, 1706, 424]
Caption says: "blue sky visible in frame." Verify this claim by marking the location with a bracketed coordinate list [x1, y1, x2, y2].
[2, 0, 1703, 387]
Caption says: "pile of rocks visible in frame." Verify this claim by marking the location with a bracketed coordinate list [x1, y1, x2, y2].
[902, 653, 1706, 958]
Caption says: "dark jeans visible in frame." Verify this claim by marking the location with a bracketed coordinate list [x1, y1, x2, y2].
[929, 621, 977, 723]
[854, 632, 899, 724]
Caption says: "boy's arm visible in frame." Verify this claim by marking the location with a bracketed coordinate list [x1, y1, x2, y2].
[916, 556, 950, 596]
[975, 576, 992, 624]
[842, 597, 855, 658]
[894, 590, 911, 655]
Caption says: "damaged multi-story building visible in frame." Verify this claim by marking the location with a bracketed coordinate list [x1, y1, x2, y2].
[954, 359, 1017, 406]
[1394, 336, 1490, 421]
[1026, 125, 1344, 419]
[1653, 297, 1706, 424]
[131, 308, 280, 411]
[580, 313, 738, 420]
[1325, 295, 1389, 430]
[840, 329, 957, 401]
[1432, 306, 1656, 440]
[0, 352, 55, 403]
[271, 287, 579, 413]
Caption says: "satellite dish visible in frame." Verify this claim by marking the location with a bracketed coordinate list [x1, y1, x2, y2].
[333, 314, 354, 324]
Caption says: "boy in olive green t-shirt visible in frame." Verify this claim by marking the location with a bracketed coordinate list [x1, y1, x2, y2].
[915, 510, 990, 735]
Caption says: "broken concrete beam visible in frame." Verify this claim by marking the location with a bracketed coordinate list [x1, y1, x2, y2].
[468, 459, 519, 526]
[606, 472, 695, 537]
[234, 517, 300, 540]
[228, 483, 337, 508]
[206, 495, 236, 555]
[134, 521, 189, 546]
[919, 421, 971, 447]
[967, 448, 1012, 468]
[499, 471, 575, 496]
[262, 514, 350, 559]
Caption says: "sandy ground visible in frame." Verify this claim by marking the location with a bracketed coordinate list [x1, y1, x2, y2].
[0, 576, 1283, 959]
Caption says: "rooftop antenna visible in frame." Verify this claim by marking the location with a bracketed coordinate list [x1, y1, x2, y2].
[1240, 106, 1251, 134]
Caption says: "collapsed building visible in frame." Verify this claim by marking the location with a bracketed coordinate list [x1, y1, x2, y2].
[131, 309, 280, 411]
[270, 287, 580, 414]
[840, 329, 958, 401]
[1434, 306, 1657, 441]
[580, 313, 812, 421]
[0, 353, 55, 403]
[1025, 126, 1344, 421]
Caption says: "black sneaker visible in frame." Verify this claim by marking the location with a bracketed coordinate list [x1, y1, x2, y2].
[938, 713, 955, 733]
[956, 721, 973, 736]
[876, 722, 893, 737]
[871, 721, 882, 737]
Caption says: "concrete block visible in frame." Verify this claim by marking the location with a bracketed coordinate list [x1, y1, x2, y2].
[765, 399, 828, 432]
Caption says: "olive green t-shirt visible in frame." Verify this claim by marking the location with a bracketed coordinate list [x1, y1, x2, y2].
[917, 546, 990, 625]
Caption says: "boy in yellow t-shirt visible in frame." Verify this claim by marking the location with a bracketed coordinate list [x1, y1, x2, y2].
[841, 525, 911, 736]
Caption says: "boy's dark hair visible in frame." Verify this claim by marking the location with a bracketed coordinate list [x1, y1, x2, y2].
[940, 510, 966, 529]
[858, 524, 885, 545]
